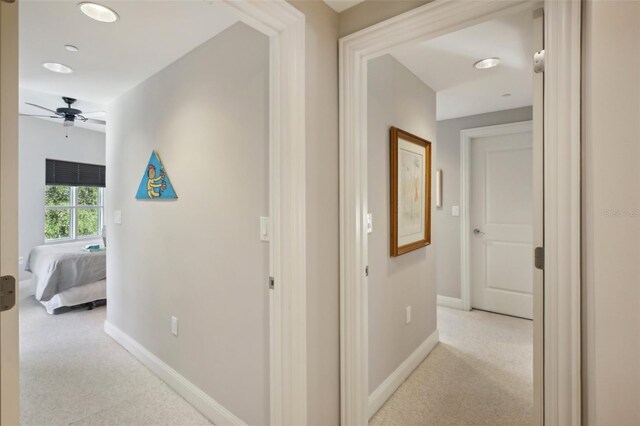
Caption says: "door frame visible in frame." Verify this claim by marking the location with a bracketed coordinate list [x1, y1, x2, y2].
[460, 120, 534, 313]
[0, 1, 20, 425]
[339, 0, 581, 424]
[149, 2, 309, 424]
[0, 1, 308, 425]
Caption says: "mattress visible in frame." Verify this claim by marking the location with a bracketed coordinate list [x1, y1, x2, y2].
[25, 239, 106, 302]
[39, 279, 107, 314]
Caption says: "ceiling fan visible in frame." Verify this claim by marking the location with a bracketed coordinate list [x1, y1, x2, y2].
[20, 96, 106, 128]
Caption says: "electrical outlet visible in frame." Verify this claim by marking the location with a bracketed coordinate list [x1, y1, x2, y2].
[171, 316, 178, 336]
[18, 256, 24, 265]
[405, 306, 411, 324]
[452, 205, 460, 217]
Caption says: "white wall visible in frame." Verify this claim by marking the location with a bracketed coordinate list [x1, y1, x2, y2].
[435, 107, 532, 299]
[582, 1, 640, 424]
[367, 54, 437, 393]
[288, 1, 341, 424]
[18, 117, 105, 279]
[106, 23, 270, 425]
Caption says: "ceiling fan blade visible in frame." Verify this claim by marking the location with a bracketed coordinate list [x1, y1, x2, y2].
[25, 102, 63, 115]
[84, 118, 106, 125]
[80, 111, 106, 117]
[19, 113, 62, 119]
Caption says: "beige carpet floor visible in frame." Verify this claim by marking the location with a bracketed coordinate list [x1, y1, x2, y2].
[370, 306, 533, 426]
[19, 282, 211, 426]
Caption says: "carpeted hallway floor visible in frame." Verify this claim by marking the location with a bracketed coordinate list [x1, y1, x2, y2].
[19, 282, 211, 426]
[20, 282, 532, 426]
[370, 306, 533, 426]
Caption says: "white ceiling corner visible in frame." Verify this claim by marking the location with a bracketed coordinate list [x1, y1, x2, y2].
[390, 9, 534, 121]
[323, 0, 366, 13]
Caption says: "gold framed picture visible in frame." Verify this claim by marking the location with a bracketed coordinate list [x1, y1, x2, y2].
[390, 127, 432, 256]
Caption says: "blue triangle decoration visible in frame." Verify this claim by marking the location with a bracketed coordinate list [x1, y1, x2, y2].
[135, 151, 177, 200]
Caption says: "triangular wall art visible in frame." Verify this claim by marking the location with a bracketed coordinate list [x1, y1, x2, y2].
[135, 151, 177, 200]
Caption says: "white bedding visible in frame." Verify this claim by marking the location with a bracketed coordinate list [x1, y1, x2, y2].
[39, 279, 107, 314]
[25, 239, 106, 307]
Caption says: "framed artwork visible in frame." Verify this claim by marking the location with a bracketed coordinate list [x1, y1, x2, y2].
[390, 127, 431, 256]
[135, 150, 178, 200]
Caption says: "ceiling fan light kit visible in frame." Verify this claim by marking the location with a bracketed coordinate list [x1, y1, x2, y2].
[22, 96, 107, 131]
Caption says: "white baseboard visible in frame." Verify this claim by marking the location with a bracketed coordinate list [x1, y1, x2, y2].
[368, 329, 440, 420]
[104, 321, 246, 426]
[437, 295, 465, 310]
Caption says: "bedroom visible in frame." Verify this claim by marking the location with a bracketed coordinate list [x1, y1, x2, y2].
[19, 91, 107, 315]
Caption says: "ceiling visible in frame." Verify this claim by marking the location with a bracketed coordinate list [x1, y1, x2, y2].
[323, 0, 366, 13]
[391, 9, 533, 121]
[20, 2, 532, 129]
[20, 1, 239, 132]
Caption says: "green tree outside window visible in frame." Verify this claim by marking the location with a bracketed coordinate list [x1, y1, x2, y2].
[44, 185, 104, 241]
[45, 185, 71, 207]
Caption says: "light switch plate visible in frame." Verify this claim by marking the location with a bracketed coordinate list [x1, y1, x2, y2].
[260, 217, 270, 242]
[171, 316, 178, 336]
[406, 306, 411, 324]
[114, 210, 122, 225]
[366, 213, 373, 234]
[452, 206, 460, 217]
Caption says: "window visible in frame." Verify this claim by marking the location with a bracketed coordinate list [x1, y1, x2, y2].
[45, 186, 104, 241]
[44, 158, 106, 242]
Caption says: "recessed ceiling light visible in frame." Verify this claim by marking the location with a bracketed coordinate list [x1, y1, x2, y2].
[78, 2, 119, 23]
[65, 45, 79, 52]
[473, 57, 500, 70]
[42, 62, 73, 74]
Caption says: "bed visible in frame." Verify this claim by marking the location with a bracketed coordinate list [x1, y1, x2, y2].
[25, 239, 106, 314]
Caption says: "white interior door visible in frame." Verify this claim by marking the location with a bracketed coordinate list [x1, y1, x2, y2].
[470, 122, 534, 319]
[0, 1, 20, 424]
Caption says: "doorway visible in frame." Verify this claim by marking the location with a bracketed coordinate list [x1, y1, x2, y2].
[339, 0, 582, 425]
[364, 7, 537, 420]
[0, 2, 307, 425]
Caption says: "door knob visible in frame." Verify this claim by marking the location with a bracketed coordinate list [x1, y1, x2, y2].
[473, 228, 485, 235]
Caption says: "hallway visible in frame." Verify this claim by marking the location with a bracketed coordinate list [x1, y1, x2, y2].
[19, 285, 210, 426]
[370, 306, 533, 425]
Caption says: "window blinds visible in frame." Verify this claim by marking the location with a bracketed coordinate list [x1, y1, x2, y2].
[45, 159, 106, 187]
